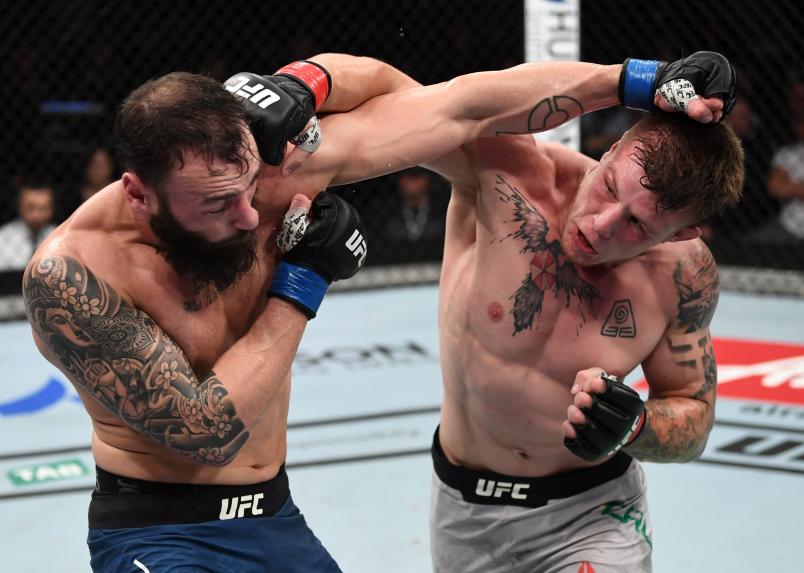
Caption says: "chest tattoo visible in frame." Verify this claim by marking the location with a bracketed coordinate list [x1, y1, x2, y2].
[600, 299, 637, 338]
[493, 175, 601, 335]
[184, 280, 220, 313]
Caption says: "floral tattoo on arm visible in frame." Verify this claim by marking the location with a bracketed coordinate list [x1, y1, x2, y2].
[23, 256, 249, 466]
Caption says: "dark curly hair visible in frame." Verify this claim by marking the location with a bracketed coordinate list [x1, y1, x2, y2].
[114, 72, 250, 190]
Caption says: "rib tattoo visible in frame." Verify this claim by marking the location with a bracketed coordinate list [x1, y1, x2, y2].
[23, 256, 249, 465]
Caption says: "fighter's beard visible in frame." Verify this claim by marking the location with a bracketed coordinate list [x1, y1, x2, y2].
[149, 207, 257, 293]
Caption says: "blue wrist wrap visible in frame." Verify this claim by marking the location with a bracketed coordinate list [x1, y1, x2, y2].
[621, 59, 661, 111]
[269, 261, 328, 318]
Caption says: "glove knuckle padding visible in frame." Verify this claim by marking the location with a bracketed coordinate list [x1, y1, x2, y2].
[275, 76, 316, 128]
[224, 71, 318, 166]
[564, 374, 645, 462]
[285, 193, 367, 283]
[657, 51, 737, 115]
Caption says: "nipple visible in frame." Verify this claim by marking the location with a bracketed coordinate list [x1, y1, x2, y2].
[487, 302, 504, 322]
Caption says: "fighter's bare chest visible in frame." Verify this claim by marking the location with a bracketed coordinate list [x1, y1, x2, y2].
[451, 177, 668, 376]
[133, 256, 275, 370]
[461, 263, 667, 373]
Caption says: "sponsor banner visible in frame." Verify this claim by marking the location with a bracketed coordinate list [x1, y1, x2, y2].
[8, 458, 89, 487]
[634, 338, 804, 406]
[292, 340, 438, 376]
[700, 421, 804, 475]
[286, 408, 440, 466]
[0, 450, 96, 498]
[524, 0, 581, 150]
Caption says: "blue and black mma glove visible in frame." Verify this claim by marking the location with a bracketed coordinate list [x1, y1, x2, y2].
[619, 51, 737, 117]
[563, 372, 647, 462]
[224, 61, 332, 165]
[269, 193, 368, 319]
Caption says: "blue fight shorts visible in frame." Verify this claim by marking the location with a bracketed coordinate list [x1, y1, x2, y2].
[87, 465, 341, 573]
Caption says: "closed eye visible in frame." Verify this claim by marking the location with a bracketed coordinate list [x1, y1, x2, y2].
[629, 215, 646, 233]
[207, 200, 231, 214]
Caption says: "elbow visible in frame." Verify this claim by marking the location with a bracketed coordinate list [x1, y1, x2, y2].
[685, 414, 714, 463]
[683, 438, 709, 463]
[168, 430, 251, 467]
[200, 432, 251, 467]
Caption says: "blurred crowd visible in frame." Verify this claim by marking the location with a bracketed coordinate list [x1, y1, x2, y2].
[3, 68, 804, 275]
[1, 0, 802, 275]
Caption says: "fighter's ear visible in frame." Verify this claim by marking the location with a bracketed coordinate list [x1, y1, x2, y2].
[121, 172, 156, 213]
[600, 141, 620, 162]
[667, 225, 701, 242]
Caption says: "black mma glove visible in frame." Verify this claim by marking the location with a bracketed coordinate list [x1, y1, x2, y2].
[563, 372, 647, 462]
[269, 192, 367, 319]
[224, 61, 332, 165]
[619, 51, 736, 117]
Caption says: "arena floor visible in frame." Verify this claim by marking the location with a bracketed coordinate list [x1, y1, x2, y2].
[1, 284, 802, 572]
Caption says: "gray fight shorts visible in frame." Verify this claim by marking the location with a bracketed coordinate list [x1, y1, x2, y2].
[430, 428, 652, 573]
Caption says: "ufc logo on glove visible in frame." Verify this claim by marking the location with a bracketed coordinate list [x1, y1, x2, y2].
[346, 230, 367, 266]
[224, 76, 281, 109]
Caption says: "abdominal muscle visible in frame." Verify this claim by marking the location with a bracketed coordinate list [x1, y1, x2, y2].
[438, 331, 600, 477]
[84, 386, 289, 486]
[436, 255, 603, 477]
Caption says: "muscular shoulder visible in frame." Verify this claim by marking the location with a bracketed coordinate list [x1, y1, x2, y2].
[29, 226, 148, 309]
[471, 137, 591, 189]
[640, 239, 719, 332]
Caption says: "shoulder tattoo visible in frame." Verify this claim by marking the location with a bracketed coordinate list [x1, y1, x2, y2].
[23, 256, 249, 465]
[672, 246, 719, 333]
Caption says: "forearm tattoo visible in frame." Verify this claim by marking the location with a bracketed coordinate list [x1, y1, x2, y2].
[496, 96, 584, 135]
[494, 175, 600, 335]
[625, 397, 712, 463]
[23, 256, 249, 466]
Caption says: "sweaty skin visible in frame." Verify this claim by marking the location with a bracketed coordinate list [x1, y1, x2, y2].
[434, 136, 717, 476]
[25, 158, 330, 484]
[22, 56, 417, 485]
[24, 55, 721, 486]
[303, 59, 722, 475]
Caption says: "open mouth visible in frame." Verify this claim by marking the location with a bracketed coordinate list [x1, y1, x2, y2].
[576, 227, 597, 255]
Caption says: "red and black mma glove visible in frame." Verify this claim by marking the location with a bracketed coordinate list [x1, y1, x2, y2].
[224, 61, 332, 165]
[269, 193, 367, 319]
[563, 372, 647, 462]
[619, 51, 736, 117]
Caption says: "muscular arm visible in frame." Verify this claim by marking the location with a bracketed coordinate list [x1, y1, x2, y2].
[24, 255, 306, 466]
[310, 53, 419, 113]
[314, 61, 620, 185]
[625, 244, 719, 462]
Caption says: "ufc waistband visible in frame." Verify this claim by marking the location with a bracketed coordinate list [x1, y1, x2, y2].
[431, 427, 632, 508]
[89, 465, 290, 529]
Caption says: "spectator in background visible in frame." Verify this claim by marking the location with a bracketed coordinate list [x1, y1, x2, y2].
[705, 97, 776, 239]
[0, 180, 56, 270]
[373, 167, 447, 264]
[581, 107, 642, 160]
[763, 111, 804, 242]
[78, 145, 117, 203]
